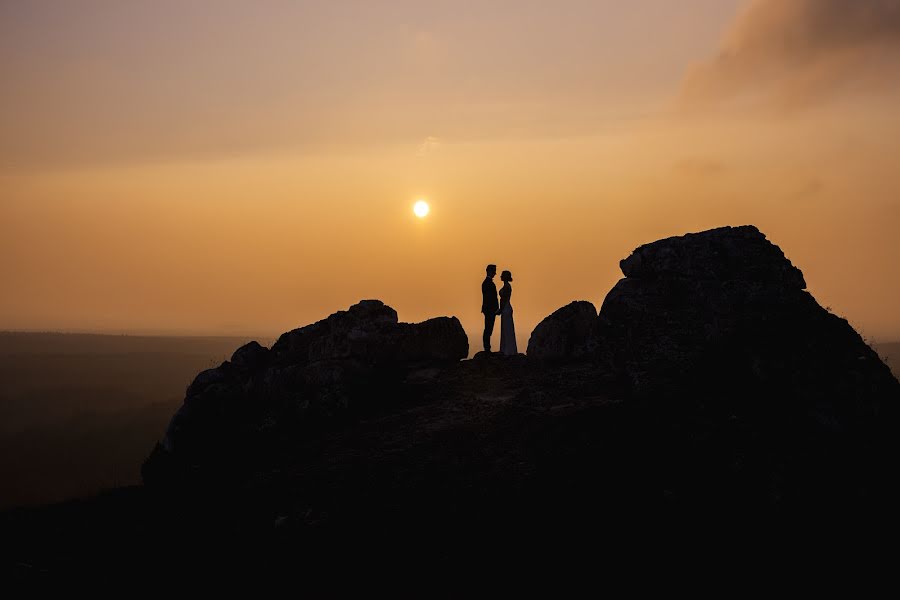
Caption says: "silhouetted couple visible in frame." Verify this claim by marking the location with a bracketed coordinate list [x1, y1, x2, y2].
[481, 264, 517, 355]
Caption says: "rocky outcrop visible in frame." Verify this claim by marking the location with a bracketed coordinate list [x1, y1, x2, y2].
[143, 300, 468, 484]
[595, 225, 899, 407]
[526, 301, 597, 360]
[14, 226, 897, 576]
[150, 227, 898, 494]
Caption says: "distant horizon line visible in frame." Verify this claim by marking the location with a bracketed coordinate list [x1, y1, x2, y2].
[0, 328, 273, 340]
[1, 328, 899, 347]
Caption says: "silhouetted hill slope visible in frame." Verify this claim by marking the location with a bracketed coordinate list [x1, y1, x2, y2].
[3, 226, 899, 580]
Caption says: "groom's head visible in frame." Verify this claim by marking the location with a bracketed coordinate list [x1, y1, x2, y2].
[486, 264, 497, 278]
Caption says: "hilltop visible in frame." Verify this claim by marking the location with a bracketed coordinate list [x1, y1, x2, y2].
[4, 225, 898, 580]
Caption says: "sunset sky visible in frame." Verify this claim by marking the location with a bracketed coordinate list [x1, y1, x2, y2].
[2, 0, 899, 349]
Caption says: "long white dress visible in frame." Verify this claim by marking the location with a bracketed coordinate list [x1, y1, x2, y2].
[499, 284, 518, 356]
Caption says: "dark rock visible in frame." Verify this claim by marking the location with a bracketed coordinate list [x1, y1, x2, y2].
[185, 363, 234, 399]
[581, 225, 900, 530]
[271, 302, 466, 368]
[145, 300, 469, 485]
[596, 225, 898, 408]
[619, 225, 806, 288]
[527, 301, 597, 360]
[271, 299, 399, 365]
[390, 317, 470, 364]
[231, 341, 270, 370]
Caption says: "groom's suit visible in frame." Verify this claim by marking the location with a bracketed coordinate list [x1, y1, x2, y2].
[481, 276, 499, 352]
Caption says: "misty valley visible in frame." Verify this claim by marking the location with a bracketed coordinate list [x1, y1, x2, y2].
[0, 333, 252, 509]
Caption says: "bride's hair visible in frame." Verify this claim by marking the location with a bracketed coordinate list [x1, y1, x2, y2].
[501, 270, 513, 282]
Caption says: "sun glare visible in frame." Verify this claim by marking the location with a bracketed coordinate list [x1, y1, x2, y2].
[413, 200, 430, 218]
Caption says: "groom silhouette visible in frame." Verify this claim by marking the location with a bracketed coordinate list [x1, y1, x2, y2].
[481, 264, 499, 352]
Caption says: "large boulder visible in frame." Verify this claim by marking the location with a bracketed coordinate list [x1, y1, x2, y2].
[527, 301, 597, 360]
[271, 299, 400, 364]
[143, 300, 468, 485]
[390, 317, 471, 364]
[619, 225, 806, 288]
[230, 341, 270, 370]
[591, 226, 900, 515]
[595, 225, 899, 407]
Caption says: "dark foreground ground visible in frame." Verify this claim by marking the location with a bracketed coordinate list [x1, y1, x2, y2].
[1, 355, 617, 572]
[3, 348, 900, 582]
[2, 332, 897, 513]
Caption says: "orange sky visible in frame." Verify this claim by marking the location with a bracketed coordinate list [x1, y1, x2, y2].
[2, 0, 899, 349]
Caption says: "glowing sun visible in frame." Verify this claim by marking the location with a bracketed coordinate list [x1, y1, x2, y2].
[413, 200, 430, 218]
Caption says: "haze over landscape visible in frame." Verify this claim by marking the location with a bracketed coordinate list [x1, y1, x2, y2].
[2, 0, 899, 349]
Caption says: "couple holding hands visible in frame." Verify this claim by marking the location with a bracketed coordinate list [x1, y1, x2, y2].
[480, 264, 517, 356]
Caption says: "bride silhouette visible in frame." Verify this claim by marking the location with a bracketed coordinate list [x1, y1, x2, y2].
[498, 270, 517, 356]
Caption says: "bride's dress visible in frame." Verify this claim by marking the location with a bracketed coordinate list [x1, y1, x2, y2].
[499, 284, 517, 356]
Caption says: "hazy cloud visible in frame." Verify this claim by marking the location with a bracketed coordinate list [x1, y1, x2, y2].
[417, 136, 442, 156]
[681, 0, 900, 108]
